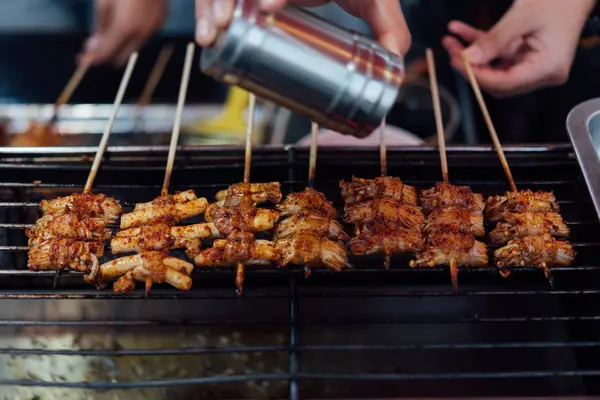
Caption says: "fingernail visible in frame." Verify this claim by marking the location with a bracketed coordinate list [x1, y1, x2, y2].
[212, 1, 227, 24]
[196, 17, 216, 45]
[464, 45, 483, 63]
[381, 36, 401, 55]
[85, 35, 100, 52]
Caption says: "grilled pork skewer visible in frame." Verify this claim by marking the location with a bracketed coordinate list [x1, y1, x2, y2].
[99, 251, 193, 294]
[340, 176, 418, 206]
[120, 194, 208, 229]
[215, 182, 282, 207]
[277, 233, 350, 272]
[26, 214, 111, 246]
[40, 193, 122, 220]
[28, 238, 103, 282]
[485, 190, 560, 222]
[274, 214, 348, 241]
[110, 222, 213, 254]
[276, 187, 337, 219]
[494, 234, 575, 278]
[489, 212, 569, 244]
[349, 227, 424, 258]
[424, 207, 485, 237]
[420, 182, 485, 215]
[344, 198, 425, 230]
[205, 202, 280, 235]
[133, 190, 197, 211]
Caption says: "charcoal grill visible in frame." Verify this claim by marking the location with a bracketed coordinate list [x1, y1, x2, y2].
[0, 144, 599, 399]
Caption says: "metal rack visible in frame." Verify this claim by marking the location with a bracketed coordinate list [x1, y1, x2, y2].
[0, 145, 599, 399]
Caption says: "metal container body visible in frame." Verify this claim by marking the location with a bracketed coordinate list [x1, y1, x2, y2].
[200, 0, 404, 138]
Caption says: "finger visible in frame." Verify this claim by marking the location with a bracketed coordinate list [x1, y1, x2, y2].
[213, 0, 235, 28]
[447, 20, 484, 43]
[260, 0, 288, 11]
[114, 35, 145, 67]
[442, 35, 466, 58]
[196, 0, 217, 46]
[95, 0, 113, 34]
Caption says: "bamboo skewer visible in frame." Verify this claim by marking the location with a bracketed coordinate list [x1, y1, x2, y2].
[161, 43, 195, 197]
[83, 52, 139, 194]
[51, 55, 93, 122]
[244, 93, 257, 184]
[427, 49, 458, 291]
[461, 54, 517, 192]
[379, 119, 387, 177]
[137, 45, 174, 109]
[308, 121, 318, 188]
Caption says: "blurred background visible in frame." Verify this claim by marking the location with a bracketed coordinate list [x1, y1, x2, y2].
[1, 0, 600, 146]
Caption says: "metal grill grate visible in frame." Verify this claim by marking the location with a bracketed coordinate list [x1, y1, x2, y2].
[0, 144, 599, 399]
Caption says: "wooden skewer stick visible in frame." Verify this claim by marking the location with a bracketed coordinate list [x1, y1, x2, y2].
[244, 93, 257, 183]
[137, 44, 174, 109]
[426, 49, 448, 183]
[379, 119, 387, 177]
[461, 53, 517, 192]
[308, 121, 318, 188]
[83, 52, 139, 194]
[161, 43, 195, 197]
[51, 55, 93, 123]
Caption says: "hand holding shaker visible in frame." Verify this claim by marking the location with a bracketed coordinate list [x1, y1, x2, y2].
[200, 0, 405, 138]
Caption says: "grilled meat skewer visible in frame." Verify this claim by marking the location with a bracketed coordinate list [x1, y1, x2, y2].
[349, 227, 424, 257]
[274, 214, 348, 241]
[111, 222, 210, 254]
[41, 193, 122, 220]
[489, 212, 569, 244]
[494, 234, 575, 271]
[215, 182, 282, 207]
[205, 202, 280, 235]
[411, 231, 489, 268]
[485, 190, 560, 222]
[120, 195, 208, 229]
[344, 198, 425, 230]
[424, 207, 485, 237]
[277, 233, 350, 272]
[277, 187, 337, 219]
[133, 190, 197, 211]
[26, 214, 111, 246]
[420, 182, 485, 215]
[340, 176, 418, 206]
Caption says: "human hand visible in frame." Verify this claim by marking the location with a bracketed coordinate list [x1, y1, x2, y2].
[83, 0, 167, 66]
[195, 0, 410, 55]
[443, 0, 595, 97]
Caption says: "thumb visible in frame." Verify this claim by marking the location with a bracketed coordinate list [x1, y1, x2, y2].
[463, 6, 529, 65]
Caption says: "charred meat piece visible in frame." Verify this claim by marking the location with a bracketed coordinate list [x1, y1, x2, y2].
[344, 198, 425, 230]
[277, 187, 337, 219]
[205, 202, 280, 236]
[216, 182, 282, 207]
[340, 176, 418, 206]
[28, 238, 104, 277]
[277, 233, 350, 272]
[26, 214, 111, 246]
[274, 214, 348, 241]
[349, 227, 424, 256]
[99, 251, 193, 293]
[193, 231, 279, 267]
[111, 222, 214, 254]
[494, 234, 575, 268]
[424, 207, 485, 237]
[489, 212, 570, 244]
[485, 190, 560, 222]
[41, 193, 122, 220]
[420, 182, 485, 215]
[133, 190, 197, 211]
[120, 193, 208, 229]
[411, 231, 488, 268]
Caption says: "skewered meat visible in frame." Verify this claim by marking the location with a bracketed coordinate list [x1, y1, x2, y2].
[489, 212, 570, 244]
[25, 214, 111, 246]
[133, 190, 197, 211]
[215, 182, 282, 207]
[205, 202, 280, 235]
[344, 198, 425, 230]
[340, 176, 418, 206]
[274, 214, 348, 241]
[420, 182, 485, 215]
[349, 227, 424, 256]
[424, 207, 485, 237]
[277, 233, 350, 272]
[410, 231, 488, 268]
[494, 234, 575, 268]
[276, 187, 337, 219]
[485, 190, 560, 222]
[28, 238, 104, 281]
[99, 251, 193, 294]
[41, 193, 122, 220]
[120, 194, 208, 229]
[110, 222, 212, 254]
[193, 231, 279, 267]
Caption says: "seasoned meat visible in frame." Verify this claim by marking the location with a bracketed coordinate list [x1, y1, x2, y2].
[277, 187, 337, 219]
[193, 231, 279, 267]
[26, 214, 111, 246]
[344, 197, 425, 230]
[205, 202, 280, 235]
[424, 207, 485, 237]
[120, 194, 208, 229]
[133, 190, 197, 211]
[41, 193, 122, 220]
[485, 190, 560, 222]
[489, 212, 570, 243]
[349, 227, 424, 256]
[274, 214, 348, 241]
[215, 182, 282, 207]
[276, 233, 350, 272]
[410, 231, 488, 268]
[494, 234, 575, 268]
[420, 182, 485, 215]
[111, 222, 210, 254]
[99, 251, 193, 294]
[340, 176, 418, 206]
[28, 238, 104, 277]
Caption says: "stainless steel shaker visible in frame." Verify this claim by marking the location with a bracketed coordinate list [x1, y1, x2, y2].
[200, 0, 404, 138]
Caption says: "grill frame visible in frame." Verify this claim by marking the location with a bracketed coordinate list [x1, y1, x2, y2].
[0, 144, 599, 399]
